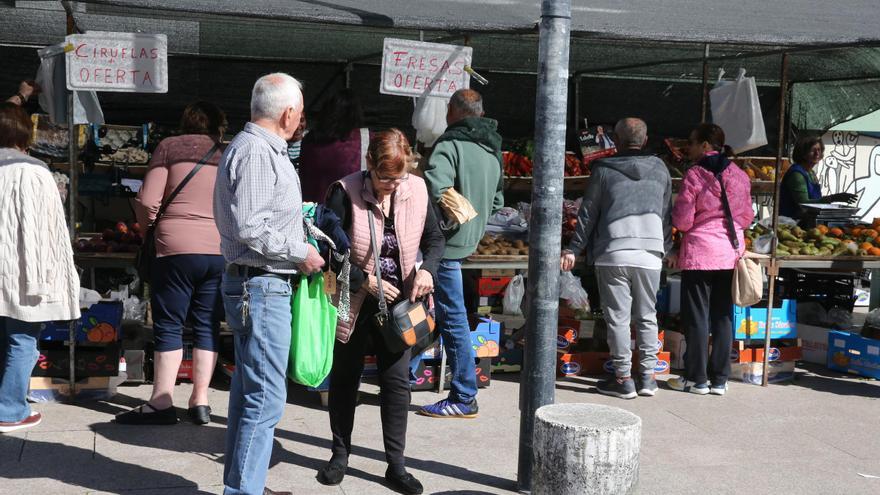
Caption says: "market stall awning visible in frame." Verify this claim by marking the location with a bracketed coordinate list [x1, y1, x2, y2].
[55, 0, 880, 45]
[1, 1, 879, 132]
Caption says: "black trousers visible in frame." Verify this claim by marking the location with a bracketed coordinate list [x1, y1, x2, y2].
[681, 270, 734, 385]
[328, 298, 411, 467]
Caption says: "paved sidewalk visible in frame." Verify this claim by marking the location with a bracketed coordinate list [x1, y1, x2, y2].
[1, 365, 879, 494]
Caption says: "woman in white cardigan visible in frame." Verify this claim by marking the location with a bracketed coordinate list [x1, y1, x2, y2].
[0, 103, 80, 433]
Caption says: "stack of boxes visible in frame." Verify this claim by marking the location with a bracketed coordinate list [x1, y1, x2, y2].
[556, 325, 670, 378]
[29, 301, 124, 401]
[827, 330, 880, 379]
[729, 299, 800, 384]
[410, 316, 500, 391]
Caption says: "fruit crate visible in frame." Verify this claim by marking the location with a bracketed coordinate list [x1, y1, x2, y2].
[778, 270, 855, 312]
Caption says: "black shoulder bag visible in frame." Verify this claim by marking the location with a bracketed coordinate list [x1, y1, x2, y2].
[365, 185, 436, 353]
[136, 143, 219, 282]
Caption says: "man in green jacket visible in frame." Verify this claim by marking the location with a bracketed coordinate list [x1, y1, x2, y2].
[418, 89, 504, 419]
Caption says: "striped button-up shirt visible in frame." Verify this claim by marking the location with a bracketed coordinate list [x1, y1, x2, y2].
[214, 122, 308, 273]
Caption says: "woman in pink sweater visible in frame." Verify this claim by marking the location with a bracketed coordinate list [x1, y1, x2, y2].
[117, 102, 226, 426]
[668, 124, 754, 396]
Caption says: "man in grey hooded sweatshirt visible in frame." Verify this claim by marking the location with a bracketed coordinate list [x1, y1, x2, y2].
[561, 118, 672, 399]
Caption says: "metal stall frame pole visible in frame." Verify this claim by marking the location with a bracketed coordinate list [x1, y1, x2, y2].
[700, 44, 710, 123]
[68, 91, 78, 398]
[762, 52, 790, 387]
[517, 0, 571, 491]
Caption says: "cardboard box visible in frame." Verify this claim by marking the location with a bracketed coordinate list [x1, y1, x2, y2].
[28, 376, 113, 402]
[799, 324, 835, 365]
[731, 361, 796, 385]
[559, 351, 671, 377]
[557, 353, 589, 376]
[40, 301, 124, 343]
[33, 342, 121, 378]
[122, 350, 146, 383]
[733, 299, 797, 340]
[471, 317, 502, 358]
[665, 330, 686, 369]
[411, 357, 491, 391]
[482, 269, 516, 278]
[731, 342, 802, 363]
[556, 325, 580, 353]
[827, 331, 880, 379]
[629, 330, 665, 353]
[477, 277, 512, 297]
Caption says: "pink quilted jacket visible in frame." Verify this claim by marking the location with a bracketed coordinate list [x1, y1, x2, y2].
[672, 158, 754, 271]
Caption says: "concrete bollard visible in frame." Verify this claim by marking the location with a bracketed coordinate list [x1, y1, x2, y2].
[532, 403, 641, 495]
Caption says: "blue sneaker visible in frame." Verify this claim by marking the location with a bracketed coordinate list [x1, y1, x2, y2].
[417, 399, 479, 419]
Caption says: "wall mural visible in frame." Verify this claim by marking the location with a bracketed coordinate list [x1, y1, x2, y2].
[815, 131, 880, 222]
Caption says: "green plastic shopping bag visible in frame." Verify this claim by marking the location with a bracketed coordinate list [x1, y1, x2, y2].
[288, 273, 337, 387]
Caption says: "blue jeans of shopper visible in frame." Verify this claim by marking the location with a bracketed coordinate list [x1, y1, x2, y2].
[221, 274, 294, 495]
[0, 317, 42, 423]
[436, 259, 477, 403]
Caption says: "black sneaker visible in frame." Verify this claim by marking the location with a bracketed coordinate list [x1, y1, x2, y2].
[385, 467, 424, 495]
[596, 377, 637, 399]
[638, 375, 658, 397]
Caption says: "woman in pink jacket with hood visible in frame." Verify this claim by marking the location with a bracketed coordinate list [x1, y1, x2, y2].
[668, 124, 754, 396]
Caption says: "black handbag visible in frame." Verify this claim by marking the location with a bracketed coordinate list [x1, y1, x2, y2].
[136, 143, 219, 282]
[366, 196, 435, 353]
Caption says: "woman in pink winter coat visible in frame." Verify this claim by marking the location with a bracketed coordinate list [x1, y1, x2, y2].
[668, 124, 754, 396]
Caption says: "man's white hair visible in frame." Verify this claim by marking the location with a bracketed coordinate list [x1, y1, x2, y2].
[250, 73, 303, 121]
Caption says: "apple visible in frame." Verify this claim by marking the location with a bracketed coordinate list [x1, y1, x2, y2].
[115, 221, 129, 235]
[130, 222, 142, 234]
[102, 229, 115, 241]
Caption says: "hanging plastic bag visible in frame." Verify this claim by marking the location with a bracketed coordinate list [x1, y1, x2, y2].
[412, 96, 449, 147]
[503, 275, 525, 316]
[710, 68, 768, 154]
[559, 271, 590, 312]
[288, 273, 337, 388]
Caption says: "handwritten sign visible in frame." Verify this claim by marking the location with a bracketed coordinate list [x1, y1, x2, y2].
[65, 32, 168, 93]
[380, 38, 472, 98]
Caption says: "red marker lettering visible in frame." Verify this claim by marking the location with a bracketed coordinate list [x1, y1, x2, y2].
[393, 51, 408, 66]
[143, 71, 153, 86]
[79, 67, 89, 82]
[117, 69, 126, 83]
[394, 73, 403, 88]
[75, 43, 89, 58]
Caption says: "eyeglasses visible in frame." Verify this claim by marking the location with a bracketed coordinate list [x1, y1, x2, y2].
[374, 173, 410, 184]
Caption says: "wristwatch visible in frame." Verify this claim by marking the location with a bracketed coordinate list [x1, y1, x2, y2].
[16, 92, 27, 103]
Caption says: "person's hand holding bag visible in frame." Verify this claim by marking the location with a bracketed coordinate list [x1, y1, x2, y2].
[410, 269, 434, 302]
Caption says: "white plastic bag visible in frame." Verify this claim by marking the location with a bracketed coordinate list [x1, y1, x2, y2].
[503, 275, 525, 316]
[710, 68, 768, 154]
[412, 96, 449, 147]
[559, 271, 590, 312]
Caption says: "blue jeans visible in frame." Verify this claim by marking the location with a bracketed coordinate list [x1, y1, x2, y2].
[0, 317, 42, 423]
[436, 259, 477, 403]
[221, 274, 294, 495]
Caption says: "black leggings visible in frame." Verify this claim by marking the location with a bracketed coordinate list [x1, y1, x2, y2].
[328, 298, 411, 467]
[681, 270, 734, 385]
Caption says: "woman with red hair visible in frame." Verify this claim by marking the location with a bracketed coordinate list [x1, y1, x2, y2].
[317, 129, 444, 495]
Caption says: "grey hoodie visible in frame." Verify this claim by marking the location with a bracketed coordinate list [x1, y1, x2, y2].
[568, 150, 672, 263]
[0, 147, 48, 170]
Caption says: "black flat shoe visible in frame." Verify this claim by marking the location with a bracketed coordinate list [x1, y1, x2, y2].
[114, 403, 178, 425]
[385, 467, 423, 495]
[317, 460, 347, 486]
[187, 405, 211, 425]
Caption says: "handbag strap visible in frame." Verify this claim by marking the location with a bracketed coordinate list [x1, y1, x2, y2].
[150, 143, 219, 228]
[715, 167, 740, 251]
[365, 174, 389, 318]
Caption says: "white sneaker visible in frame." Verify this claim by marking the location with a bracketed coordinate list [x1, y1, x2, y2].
[666, 376, 709, 395]
[710, 383, 729, 396]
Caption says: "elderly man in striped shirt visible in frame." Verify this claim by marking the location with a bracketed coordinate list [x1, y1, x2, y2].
[214, 73, 325, 495]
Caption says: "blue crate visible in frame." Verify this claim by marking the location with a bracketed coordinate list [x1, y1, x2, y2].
[827, 331, 880, 379]
[40, 301, 124, 343]
[732, 299, 797, 340]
